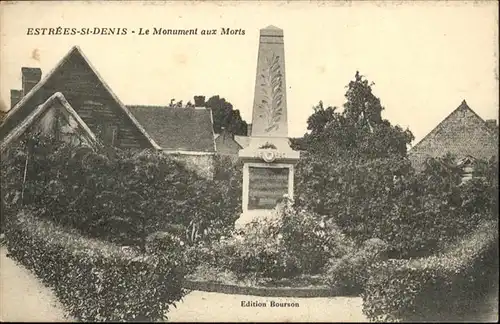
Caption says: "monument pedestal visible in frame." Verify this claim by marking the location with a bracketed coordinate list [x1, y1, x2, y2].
[235, 137, 299, 229]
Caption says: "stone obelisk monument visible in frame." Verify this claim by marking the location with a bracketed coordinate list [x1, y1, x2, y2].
[236, 25, 300, 228]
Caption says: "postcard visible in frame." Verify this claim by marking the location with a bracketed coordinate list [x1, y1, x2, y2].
[0, 1, 498, 322]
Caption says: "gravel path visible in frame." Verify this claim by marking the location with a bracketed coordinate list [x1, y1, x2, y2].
[166, 290, 368, 322]
[1, 242, 496, 323]
[0, 246, 73, 322]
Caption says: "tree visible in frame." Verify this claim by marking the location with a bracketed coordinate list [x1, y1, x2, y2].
[166, 96, 248, 135]
[204, 95, 248, 136]
[300, 71, 414, 161]
[289, 137, 307, 151]
[168, 99, 183, 108]
[292, 72, 496, 259]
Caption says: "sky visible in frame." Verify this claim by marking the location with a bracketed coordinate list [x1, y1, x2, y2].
[0, 1, 498, 145]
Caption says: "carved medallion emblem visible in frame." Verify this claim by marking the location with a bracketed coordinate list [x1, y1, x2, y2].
[261, 150, 276, 163]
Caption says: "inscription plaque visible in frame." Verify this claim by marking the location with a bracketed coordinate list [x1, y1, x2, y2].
[248, 166, 289, 210]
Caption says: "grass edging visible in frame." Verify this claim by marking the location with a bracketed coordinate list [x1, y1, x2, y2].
[183, 279, 356, 298]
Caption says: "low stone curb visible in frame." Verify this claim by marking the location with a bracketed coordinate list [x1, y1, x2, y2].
[183, 279, 356, 298]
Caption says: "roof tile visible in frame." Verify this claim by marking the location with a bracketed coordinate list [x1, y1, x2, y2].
[128, 106, 215, 152]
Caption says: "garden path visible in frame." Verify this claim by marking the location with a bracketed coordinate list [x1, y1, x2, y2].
[0, 246, 73, 322]
[165, 290, 368, 322]
[1, 243, 496, 322]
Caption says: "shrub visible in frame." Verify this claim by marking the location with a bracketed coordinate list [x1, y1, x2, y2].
[5, 210, 187, 322]
[361, 220, 499, 322]
[279, 201, 356, 273]
[1, 136, 240, 249]
[325, 238, 389, 294]
[206, 203, 356, 279]
[295, 153, 498, 258]
[213, 153, 242, 181]
[216, 218, 301, 279]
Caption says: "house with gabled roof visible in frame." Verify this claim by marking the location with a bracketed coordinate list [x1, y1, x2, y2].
[214, 128, 246, 156]
[128, 105, 215, 153]
[213, 123, 254, 156]
[0, 92, 100, 155]
[0, 46, 218, 179]
[1, 47, 159, 151]
[128, 104, 217, 179]
[408, 100, 498, 174]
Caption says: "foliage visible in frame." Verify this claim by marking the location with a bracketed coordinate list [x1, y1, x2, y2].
[361, 220, 499, 322]
[292, 72, 497, 260]
[1, 134, 240, 249]
[5, 210, 187, 322]
[460, 156, 499, 221]
[295, 153, 498, 258]
[325, 238, 389, 294]
[0, 197, 6, 234]
[204, 95, 248, 136]
[289, 137, 308, 151]
[298, 72, 414, 159]
[217, 225, 301, 279]
[278, 201, 356, 273]
[258, 142, 277, 149]
[168, 98, 185, 108]
[213, 153, 243, 183]
[165, 95, 248, 135]
[200, 201, 356, 279]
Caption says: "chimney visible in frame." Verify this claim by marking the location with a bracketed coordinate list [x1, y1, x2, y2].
[21, 67, 42, 96]
[10, 89, 23, 108]
[221, 126, 234, 140]
[485, 119, 497, 131]
[247, 123, 252, 137]
[194, 95, 206, 108]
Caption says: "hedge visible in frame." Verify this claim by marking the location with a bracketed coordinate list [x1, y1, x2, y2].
[1, 137, 241, 248]
[5, 210, 187, 322]
[361, 220, 499, 322]
[325, 238, 389, 295]
[295, 153, 498, 258]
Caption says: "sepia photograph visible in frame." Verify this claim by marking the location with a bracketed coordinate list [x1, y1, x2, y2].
[0, 0, 498, 322]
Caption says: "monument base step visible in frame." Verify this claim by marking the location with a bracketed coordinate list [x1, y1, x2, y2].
[234, 209, 277, 230]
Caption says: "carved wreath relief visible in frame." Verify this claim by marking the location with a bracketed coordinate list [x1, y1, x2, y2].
[258, 53, 284, 133]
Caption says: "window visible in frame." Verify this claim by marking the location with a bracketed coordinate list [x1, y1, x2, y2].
[99, 124, 119, 146]
[461, 164, 474, 183]
[53, 113, 60, 141]
[458, 156, 476, 184]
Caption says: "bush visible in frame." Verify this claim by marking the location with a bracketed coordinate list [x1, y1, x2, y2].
[214, 218, 301, 279]
[325, 238, 389, 294]
[295, 153, 498, 258]
[278, 201, 356, 273]
[1, 136, 240, 249]
[361, 220, 499, 322]
[203, 202, 356, 279]
[213, 153, 242, 181]
[5, 210, 187, 322]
